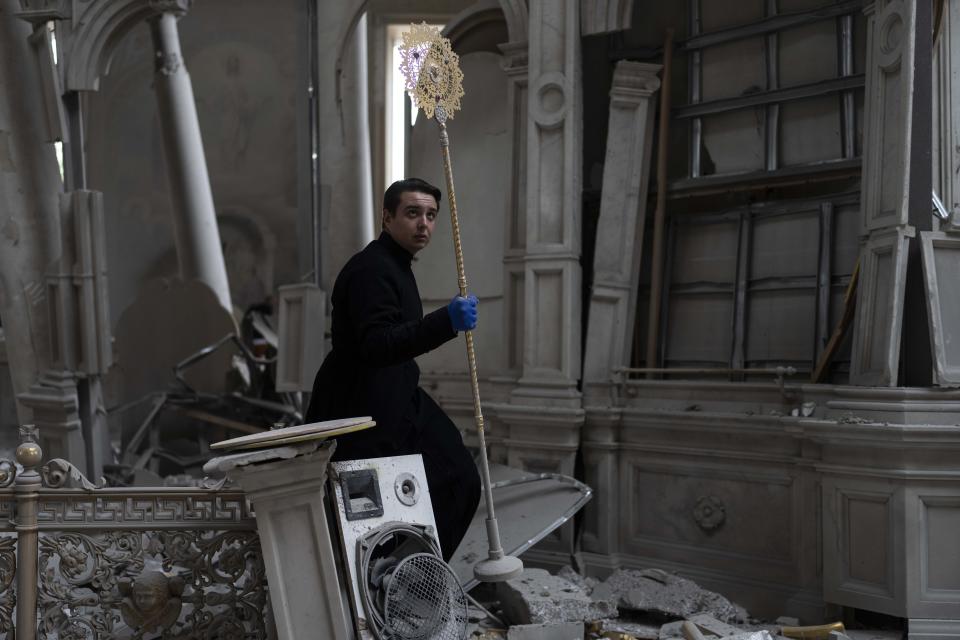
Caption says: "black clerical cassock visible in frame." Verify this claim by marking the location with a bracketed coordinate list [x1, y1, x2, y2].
[305, 231, 481, 560]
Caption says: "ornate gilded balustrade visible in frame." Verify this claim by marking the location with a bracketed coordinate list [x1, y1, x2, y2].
[0, 426, 273, 639]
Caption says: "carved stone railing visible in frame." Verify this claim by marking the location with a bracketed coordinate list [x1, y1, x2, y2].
[1, 426, 273, 639]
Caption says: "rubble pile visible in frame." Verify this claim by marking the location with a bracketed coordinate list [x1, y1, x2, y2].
[468, 566, 903, 640]
[498, 568, 617, 624]
[589, 567, 745, 623]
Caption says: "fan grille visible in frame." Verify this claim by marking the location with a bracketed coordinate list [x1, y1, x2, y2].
[383, 552, 467, 640]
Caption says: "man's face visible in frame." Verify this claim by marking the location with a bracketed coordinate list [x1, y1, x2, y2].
[383, 190, 438, 255]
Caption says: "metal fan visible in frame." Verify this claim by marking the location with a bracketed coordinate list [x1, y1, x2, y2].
[357, 523, 467, 640]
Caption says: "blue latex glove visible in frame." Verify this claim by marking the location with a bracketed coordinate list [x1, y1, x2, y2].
[447, 295, 478, 332]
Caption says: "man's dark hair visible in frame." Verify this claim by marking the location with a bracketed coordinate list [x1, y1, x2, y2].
[383, 178, 442, 216]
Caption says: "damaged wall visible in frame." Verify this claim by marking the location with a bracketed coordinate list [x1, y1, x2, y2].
[583, 0, 867, 382]
[85, 0, 311, 325]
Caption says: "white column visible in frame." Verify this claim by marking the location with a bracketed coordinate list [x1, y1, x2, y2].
[213, 442, 355, 640]
[318, 6, 374, 290]
[149, 8, 232, 311]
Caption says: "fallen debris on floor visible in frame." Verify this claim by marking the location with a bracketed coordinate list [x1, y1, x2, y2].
[507, 621, 585, 639]
[499, 568, 618, 625]
[590, 568, 745, 623]
[468, 565, 901, 640]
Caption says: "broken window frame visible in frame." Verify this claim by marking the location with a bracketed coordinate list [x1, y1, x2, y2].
[633, 0, 867, 382]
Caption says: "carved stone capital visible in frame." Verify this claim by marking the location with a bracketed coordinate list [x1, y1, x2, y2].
[15, 0, 71, 25]
[498, 41, 529, 77]
[148, 0, 192, 16]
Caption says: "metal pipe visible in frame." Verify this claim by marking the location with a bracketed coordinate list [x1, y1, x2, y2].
[615, 366, 798, 376]
[765, 0, 780, 172]
[460, 472, 592, 593]
[674, 74, 865, 119]
[646, 29, 675, 376]
[307, 0, 322, 285]
[839, 14, 855, 158]
[689, 0, 702, 178]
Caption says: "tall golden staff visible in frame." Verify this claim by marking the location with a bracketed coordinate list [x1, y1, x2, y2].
[399, 23, 523, 582]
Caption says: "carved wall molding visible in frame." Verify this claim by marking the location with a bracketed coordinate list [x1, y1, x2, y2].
[444, 0, 509, 54]
[51, 0, 196, 92]
[0, 489, 255, 533]
[860, 0, 917, 233]
[497, 0, 529, 44]
[693, 495, 726, 532]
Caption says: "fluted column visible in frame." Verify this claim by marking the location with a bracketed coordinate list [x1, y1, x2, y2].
[149, 4, 232, 311]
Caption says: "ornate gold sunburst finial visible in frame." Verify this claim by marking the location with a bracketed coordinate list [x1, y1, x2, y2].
[398, 22, 464, 123]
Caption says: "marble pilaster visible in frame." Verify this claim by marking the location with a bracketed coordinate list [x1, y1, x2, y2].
[489, 3, 584, 562]
[849, 0, 922, 386]
[580, 60, 660, 557]
[582, 61, 660, 395]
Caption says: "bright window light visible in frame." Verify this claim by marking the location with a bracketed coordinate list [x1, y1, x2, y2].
[385, 23, 442, 192]
[48, 22, 57, 65]
[54, 141, 64, 182]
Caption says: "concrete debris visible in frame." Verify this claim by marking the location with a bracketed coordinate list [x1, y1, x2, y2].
[682, 614, 743, 637]
[828, 633, 852, 640]
[658, 621, 685, 639]
[500, 568, 618, 625]
[599, 619, 660, 639]
[507, 621, 584, 639]
[843, 632, 902, 640]
[682, 620, 707, 640]
[559, 564, 600, 592]
[775, 617, 800, 628]
[592, 569, 742, 623]
[718, 633, 776, 640]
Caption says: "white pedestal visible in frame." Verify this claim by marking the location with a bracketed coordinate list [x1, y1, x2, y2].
[211, 441, 355, 640]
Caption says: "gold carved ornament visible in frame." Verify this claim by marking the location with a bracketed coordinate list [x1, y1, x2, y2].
[398, 22, 464, 123]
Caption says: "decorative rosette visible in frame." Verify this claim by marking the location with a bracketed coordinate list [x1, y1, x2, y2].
[398, 22, 465, 122]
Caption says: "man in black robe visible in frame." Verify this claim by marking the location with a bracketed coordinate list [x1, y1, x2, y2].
[305, 178, 481, 560]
